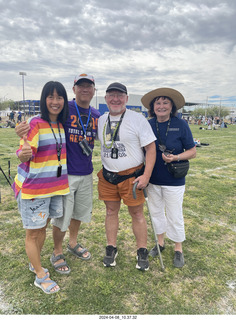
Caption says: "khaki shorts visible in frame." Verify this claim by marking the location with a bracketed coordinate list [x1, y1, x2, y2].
[97, 164, 145, 206]
[52, 174, 93, 232]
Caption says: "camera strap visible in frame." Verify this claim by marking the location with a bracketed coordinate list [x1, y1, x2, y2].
[49, 121, 62, 177]
[155, 118, 171, 150]
[74, 100, 91, 138]
[103, 110, 126, 149]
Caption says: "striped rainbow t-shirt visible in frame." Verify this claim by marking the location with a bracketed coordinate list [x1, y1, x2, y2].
[13, 116, 70, 199]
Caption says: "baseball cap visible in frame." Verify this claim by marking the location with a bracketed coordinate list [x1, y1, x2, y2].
[106, 82, 127, 94]
[74, 74, 95, 85]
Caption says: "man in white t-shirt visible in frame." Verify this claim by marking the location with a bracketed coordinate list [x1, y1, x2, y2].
[97, 82, 156, 271]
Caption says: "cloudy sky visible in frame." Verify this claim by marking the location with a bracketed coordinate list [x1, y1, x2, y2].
[0, 0, 235, 107]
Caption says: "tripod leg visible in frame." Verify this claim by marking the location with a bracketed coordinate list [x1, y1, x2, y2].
[0, 166, 12, 187]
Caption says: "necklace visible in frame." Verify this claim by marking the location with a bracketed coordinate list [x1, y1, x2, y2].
[48, 121, 63, 177]
[156, 117, 171, 150]
[103, 111, 126, 149]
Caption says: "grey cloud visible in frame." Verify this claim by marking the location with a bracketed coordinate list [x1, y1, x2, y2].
[0, 0, 235, 104]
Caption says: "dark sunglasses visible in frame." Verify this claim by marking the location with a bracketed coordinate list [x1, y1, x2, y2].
[158, 144, 175, 156]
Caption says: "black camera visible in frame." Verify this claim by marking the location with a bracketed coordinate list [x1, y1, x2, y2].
[111, 147, 119, 159]
[79, 139, 93, 156]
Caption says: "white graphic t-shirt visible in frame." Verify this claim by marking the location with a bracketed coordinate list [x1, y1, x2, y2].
[98, 109, 156, 172]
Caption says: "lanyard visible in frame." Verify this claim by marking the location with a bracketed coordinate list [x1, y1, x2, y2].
[49, 121, 62, 163]
[155, 118, 171, 146]
[103, 110, 126, 149]
[74, 100, 91, 138]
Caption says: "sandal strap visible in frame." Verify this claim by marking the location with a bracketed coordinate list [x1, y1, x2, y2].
[78, 248, 87, 254]
[70, 243, 88, 253]
[51, 253, 66, 263]
[35, 275, 58, 292]
[53, 261, 69, 270]
[44, 282, 58, 293]
[35, 274, 50, 283]
[71, 243, 82, 251]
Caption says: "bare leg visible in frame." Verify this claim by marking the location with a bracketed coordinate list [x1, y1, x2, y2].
[52, 225, 69, 272]
[128, 204, 147, 249]
[25, 228, 59, 292]
[68, 219, 90, 258]
[157, 233, 165, 247]
[104, 201, 121, 247]
[175, 242, 182, 252]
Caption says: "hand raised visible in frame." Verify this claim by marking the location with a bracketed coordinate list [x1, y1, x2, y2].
[19, 135, 32, 162]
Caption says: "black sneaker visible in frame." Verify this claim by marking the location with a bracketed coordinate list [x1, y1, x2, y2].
[103, 245, 118, 267]
[149, 244, 165, 258]
[136, 248, 149, 271]
[173, 251, 184, 268]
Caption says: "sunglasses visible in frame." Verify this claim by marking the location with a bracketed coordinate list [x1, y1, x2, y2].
[158, 144, 175, 156]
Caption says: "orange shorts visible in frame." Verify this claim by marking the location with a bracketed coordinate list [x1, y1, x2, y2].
[97, 164, 145, 206]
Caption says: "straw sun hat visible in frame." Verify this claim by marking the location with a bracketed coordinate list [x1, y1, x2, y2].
[141, 88, 185, 110]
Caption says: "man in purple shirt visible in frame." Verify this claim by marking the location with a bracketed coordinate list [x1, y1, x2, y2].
[51, 74, 100, 273]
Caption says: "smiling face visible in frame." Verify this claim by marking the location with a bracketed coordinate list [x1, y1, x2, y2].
[105, 90, 128, 116]
[73, 80, 95, 108]
[46, 89, 64, 122]
[153, 96, 173, 122]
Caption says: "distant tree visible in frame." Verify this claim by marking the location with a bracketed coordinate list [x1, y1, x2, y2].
[192, 107, 206, 118]
[219, 108, 230, 118]
[0, 99, 15, 111]
[192, 106, 230, 118]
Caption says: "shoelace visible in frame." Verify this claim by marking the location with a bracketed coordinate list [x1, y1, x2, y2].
[175, 251, 182, 260]
[138, 249, 148, 259]
[106, 246, 116, 256]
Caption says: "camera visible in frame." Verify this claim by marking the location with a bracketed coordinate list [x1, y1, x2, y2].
[79, 139, 93, 156]
[111, 147, 118, 159]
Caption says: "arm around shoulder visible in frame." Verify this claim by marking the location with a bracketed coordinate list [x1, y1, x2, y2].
[15, 121, 30, 138]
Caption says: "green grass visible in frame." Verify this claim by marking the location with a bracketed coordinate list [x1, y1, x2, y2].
[0, 124, 236, 315]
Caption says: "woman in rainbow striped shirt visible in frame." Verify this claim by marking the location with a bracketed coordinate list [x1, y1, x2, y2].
[13, 81, 69, 294]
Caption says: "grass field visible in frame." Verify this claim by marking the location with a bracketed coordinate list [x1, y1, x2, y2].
[0, 123, 235, 316]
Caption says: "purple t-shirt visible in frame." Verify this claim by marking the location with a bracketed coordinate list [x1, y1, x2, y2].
[64, 99, 100, 175]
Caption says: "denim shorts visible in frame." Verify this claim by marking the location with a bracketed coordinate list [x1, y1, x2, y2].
[17, 191, 63, 229]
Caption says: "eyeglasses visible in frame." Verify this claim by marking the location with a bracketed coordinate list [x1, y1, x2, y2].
[159, 144, 175, 156]
[106, 93, 126, 99]
[77, 83, 94, 89]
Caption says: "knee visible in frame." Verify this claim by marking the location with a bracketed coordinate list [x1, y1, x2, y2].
[26, 227, 46, 240]
[130, 210, 145, 223]
[105, 202, 120, 217]
[106, 207, 119, 217]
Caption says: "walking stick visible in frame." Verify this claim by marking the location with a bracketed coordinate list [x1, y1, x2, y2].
[133, 181, 165, 271]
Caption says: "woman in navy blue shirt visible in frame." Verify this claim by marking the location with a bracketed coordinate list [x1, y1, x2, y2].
[141, 88, 196, 268]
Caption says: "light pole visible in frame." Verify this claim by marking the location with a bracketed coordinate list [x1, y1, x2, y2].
[19, 72, 27, 120]
[95, 88, 98, 109]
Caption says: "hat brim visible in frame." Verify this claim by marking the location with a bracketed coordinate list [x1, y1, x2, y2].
[74, 78, 94, 85]
[141, 88, 185, 110]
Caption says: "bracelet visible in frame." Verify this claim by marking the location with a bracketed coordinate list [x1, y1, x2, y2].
[177, 155, 180, 162]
